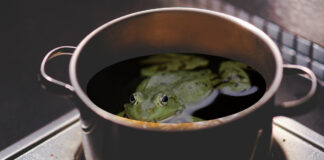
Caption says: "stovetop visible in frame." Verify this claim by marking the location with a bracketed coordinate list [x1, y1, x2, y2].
[1, 110, 324, 160]
[1, 0, 324, 159]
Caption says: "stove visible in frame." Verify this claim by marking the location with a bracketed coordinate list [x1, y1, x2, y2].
[1, 0, 324, 160]
[1, 109, 323, 160]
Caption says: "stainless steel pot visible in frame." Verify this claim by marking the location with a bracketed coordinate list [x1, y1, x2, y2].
[40, 8, 317, 160]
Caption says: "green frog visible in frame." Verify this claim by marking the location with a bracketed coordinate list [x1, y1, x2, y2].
[119, 54, 252, 123]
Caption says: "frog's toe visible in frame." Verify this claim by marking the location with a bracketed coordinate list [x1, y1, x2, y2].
[211, 78, 223, 86]
[117, 111, 126, 117]
[191, 116, 204, 122]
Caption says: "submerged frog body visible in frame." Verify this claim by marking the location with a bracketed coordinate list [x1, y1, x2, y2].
[120, 54, 252, 123]
[140, 54, 209, 76]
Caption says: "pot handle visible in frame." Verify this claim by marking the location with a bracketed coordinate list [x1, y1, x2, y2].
[40, 46, 76, 93]
[277, 64, 317, 115]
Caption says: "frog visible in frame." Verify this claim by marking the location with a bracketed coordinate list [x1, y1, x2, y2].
[118, 53, 252, 123]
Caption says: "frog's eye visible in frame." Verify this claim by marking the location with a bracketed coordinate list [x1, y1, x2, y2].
[160, 95, 168, 105]
[129, 94, 136, 104]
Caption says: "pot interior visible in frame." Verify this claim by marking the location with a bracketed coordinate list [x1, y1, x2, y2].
[74, 9, 280, 116]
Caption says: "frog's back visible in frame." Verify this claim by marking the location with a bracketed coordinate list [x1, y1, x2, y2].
[138, 70, 215, 104]
[141, 72, 183, 89]
[172, 70, 215, 103]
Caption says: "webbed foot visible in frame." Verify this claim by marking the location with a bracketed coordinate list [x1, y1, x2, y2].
[216, 61, 251, 92]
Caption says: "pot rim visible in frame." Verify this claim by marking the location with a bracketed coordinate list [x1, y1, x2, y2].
[69, 7, 283, 131]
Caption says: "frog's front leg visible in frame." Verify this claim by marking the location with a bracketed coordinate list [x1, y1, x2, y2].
[117, 111, 126, 117]
[191, 116, 204, 122]
[180, 115, 204, 122]
[166, 114, 204, 123]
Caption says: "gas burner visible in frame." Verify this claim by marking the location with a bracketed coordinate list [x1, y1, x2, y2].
[1, 109, 323, 160]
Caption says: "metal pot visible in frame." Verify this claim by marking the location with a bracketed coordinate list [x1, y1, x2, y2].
[40, 8, 317, 160]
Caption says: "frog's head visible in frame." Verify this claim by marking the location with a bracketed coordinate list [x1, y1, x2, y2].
[124, 92, 185, 122]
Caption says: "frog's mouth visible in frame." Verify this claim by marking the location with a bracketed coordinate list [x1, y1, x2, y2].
[158, 108, 184, 123]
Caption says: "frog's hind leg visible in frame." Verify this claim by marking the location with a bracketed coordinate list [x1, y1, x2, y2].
[140, 54, 209, 76]
[140, 62, 181, 76]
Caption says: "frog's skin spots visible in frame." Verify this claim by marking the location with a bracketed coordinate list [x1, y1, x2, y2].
[121, 54, 251, 123]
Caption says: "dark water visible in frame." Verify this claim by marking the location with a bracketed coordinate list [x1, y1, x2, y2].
[87, 54, 266, 121]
